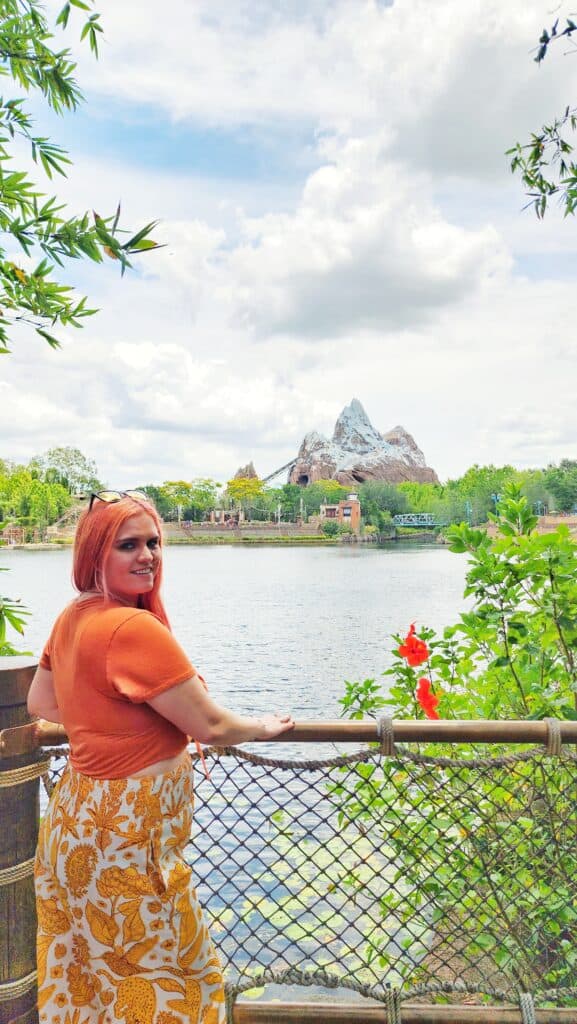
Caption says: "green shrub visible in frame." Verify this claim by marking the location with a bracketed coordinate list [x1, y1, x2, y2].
[337, 483, 577, 1002]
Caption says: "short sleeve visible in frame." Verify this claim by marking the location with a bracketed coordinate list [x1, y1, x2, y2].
[39, 638, 52, 670]
[107, 611, 196, 703]
[38, 607, 67, 671]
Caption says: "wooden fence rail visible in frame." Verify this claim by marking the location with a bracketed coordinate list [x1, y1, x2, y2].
[5, 716, 577, 755]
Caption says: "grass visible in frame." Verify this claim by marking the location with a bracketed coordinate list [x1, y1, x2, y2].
[165, 534, 341, 546]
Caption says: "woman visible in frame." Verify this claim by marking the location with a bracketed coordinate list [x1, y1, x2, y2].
[28, 490, 294, 1024]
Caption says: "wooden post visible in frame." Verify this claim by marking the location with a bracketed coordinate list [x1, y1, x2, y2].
[0, 657, 39, 1024]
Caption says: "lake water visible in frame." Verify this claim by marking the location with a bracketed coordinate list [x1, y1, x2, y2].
[2, 543, 468, 719]
[3, 543, 471, 998]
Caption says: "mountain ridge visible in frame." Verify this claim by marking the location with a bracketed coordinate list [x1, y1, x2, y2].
[288, 399, 439, 487]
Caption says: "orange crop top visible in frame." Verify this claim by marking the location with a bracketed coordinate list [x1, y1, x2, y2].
[39, 596, 196, 778]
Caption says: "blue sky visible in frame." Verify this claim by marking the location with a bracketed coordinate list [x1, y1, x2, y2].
[41, 99, 316, 183]
[2, 0, 577, 486]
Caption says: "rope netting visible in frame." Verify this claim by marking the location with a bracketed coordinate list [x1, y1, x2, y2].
[44, 738, 577, 1015]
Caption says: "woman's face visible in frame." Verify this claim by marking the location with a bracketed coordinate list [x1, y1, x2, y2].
[103, 510, 161, 605]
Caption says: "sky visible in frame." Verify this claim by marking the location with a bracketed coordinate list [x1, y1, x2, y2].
[2, 0, 577, 487]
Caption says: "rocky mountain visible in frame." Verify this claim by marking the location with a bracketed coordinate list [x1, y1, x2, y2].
[289, 399, 439, 487]
[234, 461, 258, 479]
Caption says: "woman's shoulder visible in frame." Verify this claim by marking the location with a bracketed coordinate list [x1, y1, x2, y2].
[114, 609, 168, 635]
[101, 607, 188, 666]
[70, 598, 164, 640]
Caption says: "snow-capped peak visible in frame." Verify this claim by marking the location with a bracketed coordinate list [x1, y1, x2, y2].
[332, 398, 384, 453]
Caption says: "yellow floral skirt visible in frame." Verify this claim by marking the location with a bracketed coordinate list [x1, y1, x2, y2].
[34, 757, 225, 1024]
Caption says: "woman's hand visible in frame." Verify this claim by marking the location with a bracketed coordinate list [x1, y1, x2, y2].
[254, 713, 295, 739]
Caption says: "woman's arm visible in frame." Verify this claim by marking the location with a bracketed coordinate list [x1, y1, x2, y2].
[149, 673, 293, 744]
[27, 666, 63, 724]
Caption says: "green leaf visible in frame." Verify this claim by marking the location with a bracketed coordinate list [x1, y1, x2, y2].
[35, 327, 61, 348]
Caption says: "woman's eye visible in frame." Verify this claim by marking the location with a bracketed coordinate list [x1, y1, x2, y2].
[119, 542, 135, 550]
[147, 539, 159, 549]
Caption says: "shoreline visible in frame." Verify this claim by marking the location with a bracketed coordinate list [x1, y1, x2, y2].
[2, 514, 575, 553]
[0, 531, 442, 551]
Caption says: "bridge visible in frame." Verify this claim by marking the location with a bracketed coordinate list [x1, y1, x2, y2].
[393, 512, 448, 528]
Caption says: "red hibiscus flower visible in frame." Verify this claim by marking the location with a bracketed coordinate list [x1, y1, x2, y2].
[398, 624, 429, 667]
[416, 677, 440, 720]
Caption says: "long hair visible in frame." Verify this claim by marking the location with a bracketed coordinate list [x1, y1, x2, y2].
[72, 495, 170, 627]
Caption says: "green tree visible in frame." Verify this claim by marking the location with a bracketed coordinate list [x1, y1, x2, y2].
[358, 481, 408, 524]
[544, 459, 577, 512]
[38, 445, 101, 493]
[279, 483, 301, 512]
[248, 487, 279, 522]
[153, 478, 221, 521]
[266, 483, 302, 522]
[516, 467, 550, 508]
[300, 480, 349, 516]
[185, 478, 221, 521]
[0, 462, 71, 532]
[396, 481, 440, 513]
[321, 519, 340, 537]
[225, 476, 265, 510]
[0, 466, 35, 520]
[139, 485, 172, 520]
[443, 464, 517, 525]
[0, 0, 159, 352]
[159, 481, 196, 521]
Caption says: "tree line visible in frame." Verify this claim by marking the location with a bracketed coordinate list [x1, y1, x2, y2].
[0, 447, 99, 535]
[141, 463, 577, 529]
[2, 447, 577, 539]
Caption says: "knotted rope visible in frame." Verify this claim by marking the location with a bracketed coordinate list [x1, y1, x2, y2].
[191, 740, 577, 772]
[0, 970, 37, 1003]
[377, 715, 397, 756]
[544, 717, 562, 756]
[384, 985, 402, 1023]
[519, 991, 537, 1024]
[0, 855, 35, 886]
[0, 756, 51, 788]
[224, 969, 402, 1023]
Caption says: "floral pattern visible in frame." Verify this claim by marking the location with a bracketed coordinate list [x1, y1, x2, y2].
[35, 759, 224, 1024]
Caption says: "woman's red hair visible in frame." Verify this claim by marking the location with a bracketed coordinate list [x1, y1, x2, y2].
[72, 495, 170, 628]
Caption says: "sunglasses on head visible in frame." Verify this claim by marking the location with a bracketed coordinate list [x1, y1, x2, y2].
[86, 490, 148, 512]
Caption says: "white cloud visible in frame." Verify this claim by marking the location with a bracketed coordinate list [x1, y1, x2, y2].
[59, 1, 577, 181]
[226, 134, 509, 338]
[2, 0, 577, 487]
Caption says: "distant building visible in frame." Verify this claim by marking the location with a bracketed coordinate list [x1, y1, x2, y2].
[318, 493, 361, 533]
[1, 524, 25, 545]
[1, 524, 43, 544]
